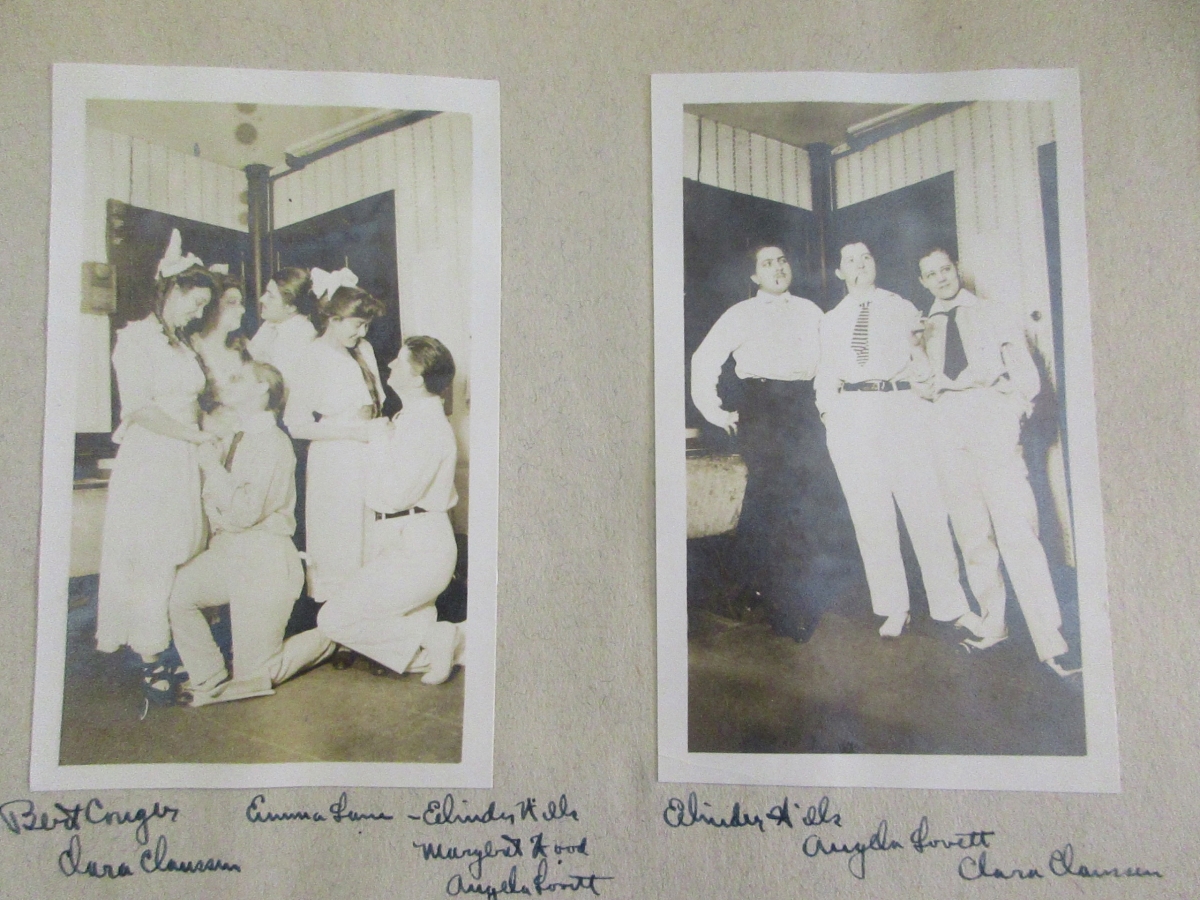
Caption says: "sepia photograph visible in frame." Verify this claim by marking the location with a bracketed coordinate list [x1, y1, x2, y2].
[32, 64, 500, 789]
[653, 70, 1118, 790]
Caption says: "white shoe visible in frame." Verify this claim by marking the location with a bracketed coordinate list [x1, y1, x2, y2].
[960, 629, 1009, 653]
[879, 613, 910, 638]
[420, 622, 460, 685]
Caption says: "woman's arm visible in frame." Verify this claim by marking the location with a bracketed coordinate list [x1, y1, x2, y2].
[125, 404, 215, 444]
[286, 413, 375, 443]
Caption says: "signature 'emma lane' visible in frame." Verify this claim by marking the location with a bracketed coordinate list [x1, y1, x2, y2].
[58, 833, 240, 878]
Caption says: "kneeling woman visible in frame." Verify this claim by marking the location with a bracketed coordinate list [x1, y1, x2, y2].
[317, 336, 462, 685]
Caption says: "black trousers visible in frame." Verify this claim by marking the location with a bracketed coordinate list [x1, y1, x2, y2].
[733, 378, 829, 638]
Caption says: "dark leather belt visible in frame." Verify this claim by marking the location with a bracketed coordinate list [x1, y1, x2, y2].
[840, 380, 911, 392]
[375, 506, 426, 521]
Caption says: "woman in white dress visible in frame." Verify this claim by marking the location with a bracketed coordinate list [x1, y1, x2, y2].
[96, 230, 219, 705]
[246, 267, 317, 389]
[189, 270, 252, 437]
[283, 268, 386, 605]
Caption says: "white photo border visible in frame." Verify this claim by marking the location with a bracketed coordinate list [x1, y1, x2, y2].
[652, 69, 1119, 792]
[32, 63, 501, 790]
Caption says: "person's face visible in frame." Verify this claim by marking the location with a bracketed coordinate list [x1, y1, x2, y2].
[326, 315, 370, 349]
[386, 346, 426, 395]
[216, 289, 246, 336]
[163, 285, 211, 328]
[836, 243, 877, 291]
[218, 367, 269, 412]
[750, 246, 793, 295]
[918, 251, 961, 302]
[259, 280, 295, 324]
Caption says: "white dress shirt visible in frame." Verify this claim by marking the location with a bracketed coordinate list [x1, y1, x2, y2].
[362, 395, 459, 514]
[690, 290, 823, 426]
[815, 287, 924, 416]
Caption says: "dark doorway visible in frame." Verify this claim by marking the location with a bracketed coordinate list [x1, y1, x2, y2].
[102, 201, 251, 434]
[274, 191, 402, 413]
[830, 171, 958, 313]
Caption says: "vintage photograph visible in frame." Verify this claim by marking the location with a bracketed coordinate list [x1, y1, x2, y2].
[32, 65, 500, 789]
[653, 71, 1118, 790]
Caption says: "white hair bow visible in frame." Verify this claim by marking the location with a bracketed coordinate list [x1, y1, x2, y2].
[208, 263, 229, 275]
[311, 267, 359, 300]
[156, 228, 204, 278]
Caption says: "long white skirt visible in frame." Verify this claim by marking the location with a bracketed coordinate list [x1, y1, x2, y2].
[96, 425, 204, 656]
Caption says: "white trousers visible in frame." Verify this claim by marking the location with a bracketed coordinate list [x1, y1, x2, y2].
[932, 390, 1068, 661]
[318, 511, 459, 675]
[169, 531, 330, 692]
[824, 391, 970, 620]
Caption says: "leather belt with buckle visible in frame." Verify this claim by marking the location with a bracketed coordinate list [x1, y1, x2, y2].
[840, 380, 912, 392]
[375, 506, 427, 521]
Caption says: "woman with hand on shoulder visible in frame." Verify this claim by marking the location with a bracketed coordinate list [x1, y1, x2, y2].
[283, 268, 386, 604]
[96, 229, 219, 706]
[247, 267, 317, 389]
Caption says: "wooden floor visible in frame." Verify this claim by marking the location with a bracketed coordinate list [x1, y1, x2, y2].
[687, 535, 1086, 756]
[59, 577, 464, 766]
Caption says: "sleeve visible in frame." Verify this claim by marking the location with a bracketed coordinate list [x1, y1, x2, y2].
[689, 309, 737, 427]
[362, 416, 448, 512]
[111, 323, 157, 422]
[203, 434, 296, 532]
[813, 313, 838, 417]
[995, 308, 1042, 403]
[282, 346, 319, 431]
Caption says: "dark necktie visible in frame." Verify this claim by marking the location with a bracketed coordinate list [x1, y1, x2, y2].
[941, 307, 968, 379]
[352, 345, 383, 417]
[224, 431, 244, 471]
[851, 301, 870, 365]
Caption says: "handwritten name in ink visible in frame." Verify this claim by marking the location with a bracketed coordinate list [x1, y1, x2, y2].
[958, 843, 1163, 882]
[410, 794, 611, 898]
[0, 797, 179, 845]
[245, 792, 394, 825]
[57, 833, 240, 879]
[409, 793, 579, 828]
[662, 792, 841, 833]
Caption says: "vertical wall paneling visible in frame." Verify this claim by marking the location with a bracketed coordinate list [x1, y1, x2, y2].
[680, 114, 812, 211]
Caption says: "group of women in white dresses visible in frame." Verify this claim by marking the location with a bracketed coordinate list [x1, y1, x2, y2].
[95, 229, 461, 707]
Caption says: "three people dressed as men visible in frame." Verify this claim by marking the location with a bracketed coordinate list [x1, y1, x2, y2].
[691, 239, 1077, 676]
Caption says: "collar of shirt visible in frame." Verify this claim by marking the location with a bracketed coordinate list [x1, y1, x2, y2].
[929, 288, 978, 316]
[752, 289, 797, 305]
[393, 394, 445, 421]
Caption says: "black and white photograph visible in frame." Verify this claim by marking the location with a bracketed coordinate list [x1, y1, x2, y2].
[32, 64, 500, 789]
[653, 70, 1118, 790]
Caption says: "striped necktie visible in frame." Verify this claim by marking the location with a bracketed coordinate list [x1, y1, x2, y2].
[851, 300, 870, 366]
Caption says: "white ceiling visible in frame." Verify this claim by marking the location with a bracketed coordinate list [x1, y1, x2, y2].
[87, 100, 392, 170]
[686, 102, 906, 149]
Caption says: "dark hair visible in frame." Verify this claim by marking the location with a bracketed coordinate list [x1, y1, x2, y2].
[836, 238, 873, 258]
[405, 335, 456, 396]
[315, 285, 386, 335]
[917, 246, 958, 273]
[190, 276, 247, 341]
[154, 266, 217, 343]
[747, 242, 786, 265]
[250, 361, 287, 417]
[272, 267, 316, 317]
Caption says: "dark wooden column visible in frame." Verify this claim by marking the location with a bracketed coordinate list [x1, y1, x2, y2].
[244, 163, 273, 302]
[806, 143, 835, 305]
